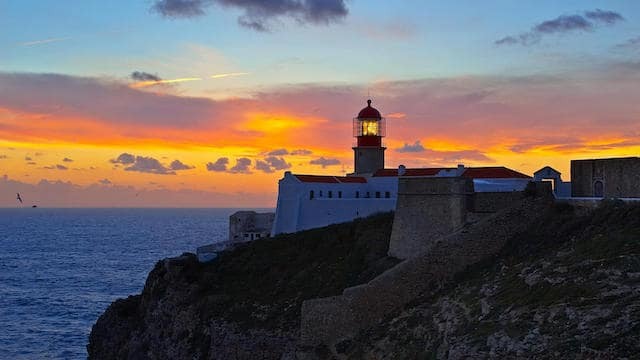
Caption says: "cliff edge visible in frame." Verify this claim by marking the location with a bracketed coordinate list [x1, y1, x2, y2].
[87, 212, 398, 359]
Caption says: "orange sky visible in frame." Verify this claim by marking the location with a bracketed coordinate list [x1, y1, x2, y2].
[1, 67, 640, 207]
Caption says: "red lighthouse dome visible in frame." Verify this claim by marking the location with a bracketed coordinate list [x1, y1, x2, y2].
[357, 99, 382, 119]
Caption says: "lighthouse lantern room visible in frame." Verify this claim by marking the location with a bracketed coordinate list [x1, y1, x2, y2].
[352, 99, 386, 175]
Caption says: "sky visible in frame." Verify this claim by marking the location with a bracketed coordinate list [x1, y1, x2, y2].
[1, 0, 640, 207]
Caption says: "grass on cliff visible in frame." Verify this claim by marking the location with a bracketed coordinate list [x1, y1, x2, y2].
[172, 212, 399, 329]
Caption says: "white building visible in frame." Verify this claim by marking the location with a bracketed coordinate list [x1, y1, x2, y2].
[271, 100, 532, 235]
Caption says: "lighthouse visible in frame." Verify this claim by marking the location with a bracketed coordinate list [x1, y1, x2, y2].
[352, 99, 386, 175]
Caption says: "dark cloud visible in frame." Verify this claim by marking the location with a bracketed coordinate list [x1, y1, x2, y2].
[267, 148, 289, 156]
[534, 15, 592, 34]
[110, 153, 136, 164]
[396, 140, 426, 153]
[169, 159, 195, 170]
[496, 9, 624, 46]
[229, 157, 252, 174]
[44, 164, 68, 170]
[151, 0, 348, 32]
[62, 157, 73, 162]
[25, 156, 32, 161]
[125, 156, 175, 175]
[585, 9, 624, 24]
[254, 159, 274, 173]
[0, 155, 7, 159]
[255, 156, 291, 173]
[151, 0, 209, 18]
[99, 178, 112, 185]
[130, 71, 162, 82]
[27, 162, 36, 165]
[291, 149, 312, 156]
[206, 157, 228, 172]
[310, 157, 340, 168]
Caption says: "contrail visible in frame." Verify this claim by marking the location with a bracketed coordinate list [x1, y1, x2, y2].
[130, 77, 203, 88]
[20, 37, 72, 46]
[210, 72, 249, 79]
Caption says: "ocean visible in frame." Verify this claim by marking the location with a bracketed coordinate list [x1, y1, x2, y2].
[0, 208, 269, 359]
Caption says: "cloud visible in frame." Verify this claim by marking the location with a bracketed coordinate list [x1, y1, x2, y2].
[44, 164, 68, 170]
[266, 156, 291, 170]
[229, 157, 252, 174]
[396, 140, 425, 153]
[111, 153, 136, 165]
[151, 0, 348, 31]
[267, 148, 289, 156]
[0, 155, 7, 159]
[495, 9, 624, 46]
[125, 156, 175, 175]
[0, 175, 275, 207]
[255, 156, 292, 173]
[615, 36, 640, 50]
[206, 157, 229, 172]
[291, 149, 312, 156]
[0, 72, 220, 128]
[27, 162, 36, 165]
[584, 9, 624, 24]
[310, 157, 340, 168]
[254, 159, 274, 173]
[99, 178, 112, 185]
[130, 71, 162, 82]
[62, 157, 73, 162]
[169, 159, 195, 170]
[20, 37, 72, 47]
[25, 156, 32, 161]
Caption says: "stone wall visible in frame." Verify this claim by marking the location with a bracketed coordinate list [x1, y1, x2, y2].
[387, 177, 474, 259]
[571, 157, 640, 198]
[299, 184, 553, 353]
[472, 191, 525, 213]
[228, 211, 275, 242]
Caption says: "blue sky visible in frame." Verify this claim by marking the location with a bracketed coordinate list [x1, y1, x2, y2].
[3, 0, 638, 91]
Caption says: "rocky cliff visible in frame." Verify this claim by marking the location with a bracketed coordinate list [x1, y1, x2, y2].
[88, 201, 640, 359]
[87, 213, 398, 359]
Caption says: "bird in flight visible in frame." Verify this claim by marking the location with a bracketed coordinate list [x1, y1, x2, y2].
[17, 193, 23, 203]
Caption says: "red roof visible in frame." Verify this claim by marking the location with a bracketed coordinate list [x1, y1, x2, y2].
[373, 168, 444, 177]
[461, 167, 531, 179]
[335, 176, 367, 183]
[294, 174, 367, 183]
[357, 99, 382, 119]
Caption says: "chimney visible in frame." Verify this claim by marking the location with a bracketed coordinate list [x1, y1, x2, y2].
[398, 165, 406, 176]
[457, 164, 465, 176]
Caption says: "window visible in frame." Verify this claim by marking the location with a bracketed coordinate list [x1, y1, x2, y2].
[356, 191, 360, 198]
[366, 191, 370, 198]
[309, 190, 314, 200]
[319, 190, 323, 197]
[338, 191, 342, 198]
[244, 233, 249, 238]
[385, 191, 390, 198]
[375, 191, 381, 198]
[256, 234, 261, 239]
[328, 191, 333, 198]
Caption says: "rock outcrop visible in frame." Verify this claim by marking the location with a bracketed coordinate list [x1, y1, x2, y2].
[89, 201, 640, 359]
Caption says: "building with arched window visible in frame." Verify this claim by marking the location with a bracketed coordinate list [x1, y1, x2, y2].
[271, 100, 532, 235]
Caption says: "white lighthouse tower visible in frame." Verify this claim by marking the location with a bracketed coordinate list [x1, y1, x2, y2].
[352, 99, 386, 175]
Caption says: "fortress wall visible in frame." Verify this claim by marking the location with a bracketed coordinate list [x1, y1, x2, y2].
[571, 157, 640, 198]
[387, 177, 474, 259]
[300, 183, 553, 351]
[472, 191, 526, 213]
